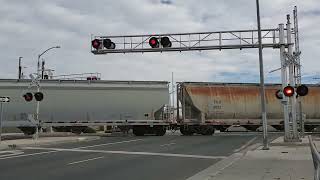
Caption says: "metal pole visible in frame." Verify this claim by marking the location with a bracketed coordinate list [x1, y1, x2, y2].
[0, 103, 3, 143]
[294, 6, 304, 137]
[35, 86, 40, 141]
[279, 24, 290, 141]
[34, 46, 60, 140]
[171, 72, 174, 107]
[18, 57, 22, 79]
[286, 15, 299, 140]
[256, 0, 269, 150]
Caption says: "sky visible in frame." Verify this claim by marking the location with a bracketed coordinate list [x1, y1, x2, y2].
[0, 0, 320, 84]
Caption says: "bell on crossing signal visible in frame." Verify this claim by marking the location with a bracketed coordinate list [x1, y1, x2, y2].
[34, 92, 44, 101]
[91, 39, 101, 49]
[296, 85, 308, 96]
[283, 86, 294, 97]
[275, 90, 283, 99]
[103, 39, 116, 49]
[23, 93, 33, 102]
[149, 37, 159, 48]
[160, 37, 172, 47]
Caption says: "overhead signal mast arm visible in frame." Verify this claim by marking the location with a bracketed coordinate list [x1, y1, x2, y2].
[91, 28, 289, 54]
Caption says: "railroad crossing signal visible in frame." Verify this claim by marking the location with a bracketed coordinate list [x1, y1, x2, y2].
[23, 92, 44, 102]
[0, 97, 10, 103]
[275, 84, 309, 99]
[92, 38, 116, 50]
[34, 92, 44, 101]
[296, 84, 308, 96]
[283, 86, 295, 97]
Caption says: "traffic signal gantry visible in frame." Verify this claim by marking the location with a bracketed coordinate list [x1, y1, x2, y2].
[90, 7, 302, 142]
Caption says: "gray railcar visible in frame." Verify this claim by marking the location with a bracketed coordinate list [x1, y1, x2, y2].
[0, 79, 170, 135]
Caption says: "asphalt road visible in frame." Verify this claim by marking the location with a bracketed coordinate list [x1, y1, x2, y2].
[0, 132, 279, 180]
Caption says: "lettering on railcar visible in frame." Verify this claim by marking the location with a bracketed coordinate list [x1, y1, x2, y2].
[208, 99, 224, 115]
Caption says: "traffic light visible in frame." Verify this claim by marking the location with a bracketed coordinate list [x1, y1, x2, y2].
[296, 85, 308, 96]
[34, 92, 44, 101]
[283, 86, 294, 97]
[103, 39, 116, 49]
[149, 37, 159, 48]
[23, 93, 33, 102]
[160, 37, 172, 47]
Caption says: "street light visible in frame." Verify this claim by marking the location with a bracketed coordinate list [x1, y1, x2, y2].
[256, 0, 269, 150]
[37, 46, 60, 78]
[35, 45, 60, 140]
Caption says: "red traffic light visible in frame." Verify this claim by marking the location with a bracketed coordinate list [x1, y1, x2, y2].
[103, 39, 116, 49]
[23, 93, 33, 102]
[160, 37, 172, 47]
[283, 86, 294, 97]
[34, 92, 44, 101]
[149, 37, 159, 48]
[297, 85, 308, 96]
[91, 39, 101, 49]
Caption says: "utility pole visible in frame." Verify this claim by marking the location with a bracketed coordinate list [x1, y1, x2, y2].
[256, 0, 269, 150]
[171, 72, 174, 107]
[18, 57, 23, 79]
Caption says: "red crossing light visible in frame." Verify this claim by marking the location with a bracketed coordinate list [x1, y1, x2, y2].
[149, 37, 159, 48]
[23, 93, 33, 102]
[283, 86, 294, 97]
[91, 39, 101, 49]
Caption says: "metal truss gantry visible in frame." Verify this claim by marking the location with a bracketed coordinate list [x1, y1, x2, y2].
[91, 7, 302, 142]
[91, 28, 288, 54]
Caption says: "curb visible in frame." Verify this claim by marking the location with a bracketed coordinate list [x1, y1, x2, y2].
[0, 136, 100, 151]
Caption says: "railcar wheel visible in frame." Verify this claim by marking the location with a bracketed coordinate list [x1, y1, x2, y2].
[200, 126, 214, 136]
[133, 126, 145, 136]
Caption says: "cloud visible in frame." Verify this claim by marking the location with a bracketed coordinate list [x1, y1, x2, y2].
[0, 0, 319, 84]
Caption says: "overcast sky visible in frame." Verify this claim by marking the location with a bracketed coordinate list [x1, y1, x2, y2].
[1, 0, 319, 83]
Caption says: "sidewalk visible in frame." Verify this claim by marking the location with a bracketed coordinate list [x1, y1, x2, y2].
[190, 136, 314, 180]
[0, 135, 100, 151]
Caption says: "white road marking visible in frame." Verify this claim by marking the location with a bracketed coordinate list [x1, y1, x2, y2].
[0, 150, 24, 158]
[233, 137, 258, 153]
[23, 147, 226, 160]
[68, 156, 104, 165]
[0, 150, 57, 160]
[75, 139, 143, 149]
[0, 139, 143, 161]
[160, 142, 176, 147]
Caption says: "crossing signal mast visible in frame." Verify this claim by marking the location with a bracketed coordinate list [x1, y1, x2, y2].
[91, 6, 304, 142]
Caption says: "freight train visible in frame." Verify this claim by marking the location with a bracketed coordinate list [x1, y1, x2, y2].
[1, 79, 319, 136]
[177, 82, 320, 135]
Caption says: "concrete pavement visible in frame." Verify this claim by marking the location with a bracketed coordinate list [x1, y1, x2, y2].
[0, 132, 269, 180]
[189, 136, 314, 180]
